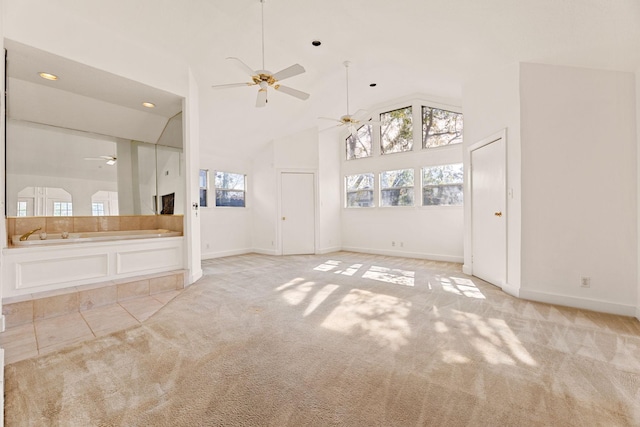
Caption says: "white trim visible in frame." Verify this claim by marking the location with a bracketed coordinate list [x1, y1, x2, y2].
[318, 246, 342, 255]
[636, 306, 640, 322]
[277, 169, 318, 255]
[201, 248, 253, 260]
[342, 246, 463, 263]
[252, 248, 278, 256]
[467, 128, 508, 286]
[462, 264, 472, 275]
[501, 282, 520, 298]
[520, 289, 637, 317]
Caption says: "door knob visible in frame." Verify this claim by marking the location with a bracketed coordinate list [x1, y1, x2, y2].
[494, 211, 502, 217]
[282, 217, 286, 220]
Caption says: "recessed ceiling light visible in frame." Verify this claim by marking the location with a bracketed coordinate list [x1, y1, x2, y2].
[38, 72, 58, 81]
[142, 102, 156, 108]
[311, 40, 321, 47]
[369, 83, 377, 87]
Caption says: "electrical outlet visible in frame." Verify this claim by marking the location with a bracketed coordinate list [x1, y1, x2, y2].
[205, 243, 210, 249]
[392, 241, 396, 247]
[580, 277, 591, 288]
[400, 242, 404, 247]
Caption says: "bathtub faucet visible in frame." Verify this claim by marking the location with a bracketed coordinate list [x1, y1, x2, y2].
[19, 227, 42, 241]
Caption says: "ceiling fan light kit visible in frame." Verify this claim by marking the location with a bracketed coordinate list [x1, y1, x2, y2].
[211, 0, 310, 107]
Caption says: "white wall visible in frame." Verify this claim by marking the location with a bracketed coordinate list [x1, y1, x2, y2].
[341, 98, 464, 262]
[251, 143, 277, 255]
[519, 63, 637, 316]
[462, 63, 522, 293]
[637, 67, 640, 321]
[318, 129, 342, 254]
[199, 151, 252, 258]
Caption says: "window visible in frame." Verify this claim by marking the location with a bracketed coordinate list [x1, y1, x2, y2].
[380, 106, 413, 155]
[422, 163, 464, 206]
[380, 169, 414, 206]
[92, 202, 105, 216]
[53, 202, 73, 216]
[215, 171, 245, 207]
[17, 201, 27, 217]
[345, 173, 375, 207]
[199, 169, 209, 207]
[422, 106, 463, 149]
[346, 124, 373, 160]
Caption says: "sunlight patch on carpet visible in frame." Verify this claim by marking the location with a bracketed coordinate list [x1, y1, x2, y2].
[321, 289, 411, 350]
[362, 266, 415, 287]
[453, 310, 537, 366]
[280, 281, 316, 306]
[303, 284, 340, 317]
[439, 276, 485, 299]
[314, 260, 341, 272]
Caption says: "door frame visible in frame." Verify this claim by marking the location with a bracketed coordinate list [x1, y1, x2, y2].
[465, 129, 508, 287]
[276, 169, 319, 256]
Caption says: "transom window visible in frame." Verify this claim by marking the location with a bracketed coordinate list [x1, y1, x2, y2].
[380, 106, 413, 155]
[380, 169, 414, 207]
[345, 173, 374, 208]
[422, 164, 464, 206]
[346, 124, 373, 160]
[422, 106, 463, 148]
[215, 171, 246, 207]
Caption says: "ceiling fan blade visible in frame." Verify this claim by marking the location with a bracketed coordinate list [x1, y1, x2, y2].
[318, 117, 345, 124]
[211, 82, 254, 89]
[274, 85, 310, 100]
[256, 89, 268, 107]
[272, 64, 305, 82]
[226, 57, 258, 77]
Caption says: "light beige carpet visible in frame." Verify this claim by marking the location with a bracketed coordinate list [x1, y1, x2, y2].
[5, 252, 640, 426]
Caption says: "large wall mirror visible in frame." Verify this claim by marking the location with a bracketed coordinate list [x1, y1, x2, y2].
[5, 40, 185, 217]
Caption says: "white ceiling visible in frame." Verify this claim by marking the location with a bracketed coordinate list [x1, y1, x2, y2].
[5, 0, 640, 155]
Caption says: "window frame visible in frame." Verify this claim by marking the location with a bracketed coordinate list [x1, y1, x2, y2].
[379, 106, 414, 156]
[379, 168, 415, 208]
[214, 170, 246, 208]
[199, 169, 209, 208]
[345, 173, 375, 208]
[52, 201, 73, 216]
[421, 163, 464, 207]
[421, 106, 463, 149]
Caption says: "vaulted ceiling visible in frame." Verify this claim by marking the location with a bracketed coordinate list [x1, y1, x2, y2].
[5, 0, 640, 156]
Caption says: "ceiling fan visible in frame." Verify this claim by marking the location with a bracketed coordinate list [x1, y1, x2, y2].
[319, 61, 378, 136]
[84, 155, 116, 166]
[211, 0, 310, 107]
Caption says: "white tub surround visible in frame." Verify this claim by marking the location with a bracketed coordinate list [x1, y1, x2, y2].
[2, 236, 184, 298]
[11, 229, 181, 247]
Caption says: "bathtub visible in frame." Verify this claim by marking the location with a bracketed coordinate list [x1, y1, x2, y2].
[3, 229, 184, 298]
[11, 229, 182, 247]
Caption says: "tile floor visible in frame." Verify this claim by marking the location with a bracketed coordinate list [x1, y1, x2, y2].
[0, 289, 182, 365]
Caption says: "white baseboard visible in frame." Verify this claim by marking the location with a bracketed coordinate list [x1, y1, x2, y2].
[187, 269, 203, 285]
[341, 246, 463, 263]
[501, 282, 520, 298]
[251, 248, 278, 256]
[636, 306, 640, 322]
[520, 289, 637, 317]
[317, 246, 342, 255]
[201, 248, 253, 260]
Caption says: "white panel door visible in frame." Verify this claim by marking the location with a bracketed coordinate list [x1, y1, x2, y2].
[281, 172, 315, 255]
[471, 138, 506, 287]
